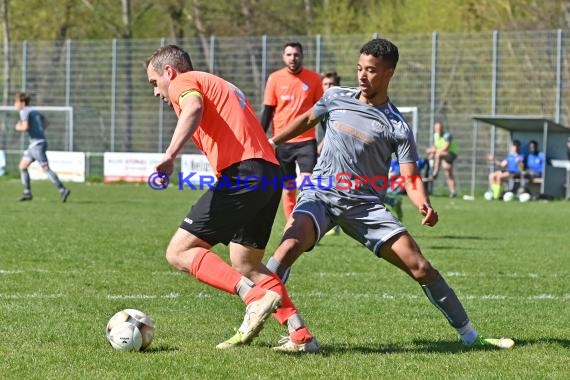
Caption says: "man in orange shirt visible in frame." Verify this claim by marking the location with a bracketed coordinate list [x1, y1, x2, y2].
[145, 45, 317, 351]
[261, 42, 323, 218]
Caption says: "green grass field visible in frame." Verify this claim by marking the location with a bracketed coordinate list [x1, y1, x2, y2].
[1, 178, 568, 379]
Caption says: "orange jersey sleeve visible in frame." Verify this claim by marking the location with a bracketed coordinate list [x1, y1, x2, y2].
[169, 71, 278, 176]
[263, 68, 324, 143]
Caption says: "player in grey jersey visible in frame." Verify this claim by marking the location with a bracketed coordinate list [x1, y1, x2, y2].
[14, 92, 71, 202]
[259, 38, 514, 352]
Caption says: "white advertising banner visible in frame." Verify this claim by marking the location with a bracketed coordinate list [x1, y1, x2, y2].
[180, 154, 214, 184]
[103, 152, 164, 183]
[28, 151, 85, 183]
[0, 150, 5, 176]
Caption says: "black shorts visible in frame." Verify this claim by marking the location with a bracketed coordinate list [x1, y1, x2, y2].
[275, 140, 317, 177]
[180, 159, 282, 249]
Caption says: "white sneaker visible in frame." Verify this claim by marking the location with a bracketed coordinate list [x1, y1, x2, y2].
[241, 290, 282, 344]
[272, 336, 319, 353]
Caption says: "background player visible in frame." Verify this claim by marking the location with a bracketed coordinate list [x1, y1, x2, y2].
[14, 92, 71, 202]
[261, 42, 323, 218]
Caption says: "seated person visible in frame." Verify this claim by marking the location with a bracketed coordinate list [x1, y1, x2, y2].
[567, 137, 570, 160]
[487, 139, 524, 199]
[425, 121, 459, 198]
[521, 140, 545, 192]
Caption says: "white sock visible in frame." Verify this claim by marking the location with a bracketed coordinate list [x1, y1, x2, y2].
[457, 321, 478, 345]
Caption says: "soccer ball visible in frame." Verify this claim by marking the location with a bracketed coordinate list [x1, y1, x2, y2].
[519, 192, 532, 203]
[483, 191, 494, 201]
[502, 191, 515, 202]
[106, 309, 154, 351]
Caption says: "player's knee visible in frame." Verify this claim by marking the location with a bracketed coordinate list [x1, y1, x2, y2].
[165, 247, 187, 271]
[410, 259, 435, 282]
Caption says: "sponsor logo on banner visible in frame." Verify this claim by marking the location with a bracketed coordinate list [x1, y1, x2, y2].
[28, 151, 85, 182]
[180, 154, 214, 185]
[103, 152, 164, 183]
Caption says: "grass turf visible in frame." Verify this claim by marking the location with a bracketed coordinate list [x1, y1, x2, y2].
[0, 179, 568, 379]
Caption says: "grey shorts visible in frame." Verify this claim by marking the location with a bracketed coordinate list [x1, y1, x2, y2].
[23, 142, 49, 166]
[293, 189, 407, 255]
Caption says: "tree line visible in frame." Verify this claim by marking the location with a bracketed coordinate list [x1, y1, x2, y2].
[2, 0, 569, 43]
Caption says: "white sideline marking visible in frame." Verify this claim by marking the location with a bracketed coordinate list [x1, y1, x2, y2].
[0, 291, 568, 301]
[528, 294, 558, 300]
[0, 270, 24, 274]
[300, 292, 569, 301]
[107, 292, 180, 300]
[481, 294, 508, 300]
[0, 292, 64, 299]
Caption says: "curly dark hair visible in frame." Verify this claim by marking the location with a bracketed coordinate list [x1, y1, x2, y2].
[359, 38, 399, 69]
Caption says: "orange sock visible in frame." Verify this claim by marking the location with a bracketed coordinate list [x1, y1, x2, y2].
[282, 191, 296, 219]
[290, 326, 313, 343]
[189, 248, 241, 295]
[255, 274, 297, 325]
[243, 286, 267, 305]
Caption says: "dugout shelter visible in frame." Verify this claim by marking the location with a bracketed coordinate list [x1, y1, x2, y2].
[470, 115, 570, 199]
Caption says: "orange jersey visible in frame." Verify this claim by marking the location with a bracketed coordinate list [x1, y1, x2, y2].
[263, 67, 323, 143]
[169, 71, 278, 176]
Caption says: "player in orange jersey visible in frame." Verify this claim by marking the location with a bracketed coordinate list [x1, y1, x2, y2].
[145, 45, 317, 351]
[261, 42, 323, 219]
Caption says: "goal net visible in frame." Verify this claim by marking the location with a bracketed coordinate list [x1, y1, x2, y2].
[0, 106, 74, 152]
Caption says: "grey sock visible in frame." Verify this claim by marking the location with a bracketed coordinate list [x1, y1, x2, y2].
[421, 271, 470, 329]
[287, 313, 305, 333]
[235, 277, 255, 301]
[46, 169, 64, 190]
[20, 169, 31, 193]
[266, 256, 291, 284]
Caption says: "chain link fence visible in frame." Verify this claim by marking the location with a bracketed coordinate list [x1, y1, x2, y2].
[1, 30, 568, 191]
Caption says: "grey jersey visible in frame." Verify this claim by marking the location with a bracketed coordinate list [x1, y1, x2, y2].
[20, 108, 46, 146]
[310, 86, 418, 201]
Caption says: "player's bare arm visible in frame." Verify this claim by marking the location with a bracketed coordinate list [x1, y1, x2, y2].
[271, 108, 320, 145]
[399, 162, 438, 227]
[15, 120, 28, 132]
[157, 93, 204, 176]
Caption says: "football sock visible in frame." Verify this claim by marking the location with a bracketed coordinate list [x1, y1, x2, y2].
[457, 321, 478, 345]
[283, 191, 296, 218]
[255, 273, 297, 324]
[46, 169, 64, 190]
[235, 277, 255, 300]
[20, 169, 31, 193]
[492, 183, 502, 199]
[188, 248, 242, 295]
[421, 270, 472, 334]
[266, 256, 291, 283]
[289, 326, 313, 343]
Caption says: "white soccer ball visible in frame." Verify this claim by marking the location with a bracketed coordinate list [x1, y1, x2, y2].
[519, 192, 532, 203]
[106, 309, 154, 351]
[502, 191, 515, 202]
[484, 191, 494, 201]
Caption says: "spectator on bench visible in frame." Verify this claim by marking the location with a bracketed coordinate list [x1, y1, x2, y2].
[487, 140, 524, 200]
[520, 140, 545, 194]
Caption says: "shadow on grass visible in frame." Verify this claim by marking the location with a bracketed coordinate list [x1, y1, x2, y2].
[276, 337, 570, 356]
[143, 344, 180, 353]
[510, 338, 570, 348]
